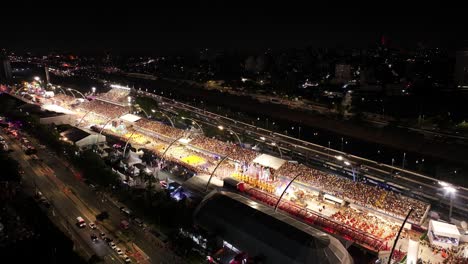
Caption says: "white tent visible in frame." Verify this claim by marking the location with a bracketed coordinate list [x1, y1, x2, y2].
[126, 151, 142, 166]
[428, 220, 461, 249]
[120, 113, 141, 123]
[252, 154, 286, 170]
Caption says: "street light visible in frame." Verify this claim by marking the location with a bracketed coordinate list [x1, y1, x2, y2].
[439, 181, 457, 219]
[218, 125, 242, 146]
[181, 116, 203, 134]
[34, 76, 41, 81]
[91, 87, 96, 94]
[402, 152, 406, 169]
[337, 156, 358, 181]
[152, 109, 175, 127]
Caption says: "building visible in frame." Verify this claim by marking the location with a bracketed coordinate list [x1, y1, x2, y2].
[455, 50, 468, 88]
[0, 58, 13, 82]
[17, 103, 75, 125]
[60, 127, 106, 149]
[334, 64, 352, 83]
[194, 191, 353, 264]
[428, 220, 461, 249]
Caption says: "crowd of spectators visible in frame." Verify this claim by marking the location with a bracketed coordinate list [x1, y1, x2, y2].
[137, 118, 185, 139]
[189, 135, 258, 164]
[79, 100, 128, 117]
[76, 99, 429, 224]
[275, 163, 429, 223]
[52, 94, 76, 106]
[419, 239, 468, 264]
[97, 88, 130, 104]
[331, 208, 399, 240]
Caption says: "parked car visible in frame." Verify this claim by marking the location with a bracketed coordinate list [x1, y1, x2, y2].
[109, 242, 117, 250]
[115, 247, 123, 255]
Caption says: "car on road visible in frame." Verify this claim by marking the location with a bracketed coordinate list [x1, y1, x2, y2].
[120, 207, 131, 216]
[41, 200, 51, 208]
[89, 222, 97, 229]
[133, 218, 143, 227]
[115, 247, 123, 255]
[99, 231, 106, 239]
[159, 180, 167, 189]
[122, 255, 132, 263]
[90, 234, 98, 242]
[104, 237, 113, 243]
[76, 216, 86, 228]
[96, 211, 109, 221]
[108, 242, 116, 250]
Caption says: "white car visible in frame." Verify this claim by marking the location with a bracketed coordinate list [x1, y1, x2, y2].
[89, 222, 97, 229]
[115, 247, 123, 255]
[109, 242, 116, 249]
[123, 255, 131, 263]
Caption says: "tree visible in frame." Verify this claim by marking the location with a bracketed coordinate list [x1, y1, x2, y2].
[0, 153, 21, 182]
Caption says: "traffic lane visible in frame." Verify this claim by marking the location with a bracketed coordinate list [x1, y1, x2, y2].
[3, 133, 123, 263]
[28, 144, 141, 263]
[28, 132, 176, 262]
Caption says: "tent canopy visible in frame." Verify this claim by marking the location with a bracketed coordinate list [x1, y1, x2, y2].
[120, 113, 141, 123]
[430, 220, 461, 238]
[126, 151, 142, 166]
[252, 154, 286, 170]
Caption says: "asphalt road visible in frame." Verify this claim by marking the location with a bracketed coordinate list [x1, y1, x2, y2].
[4, 128, 187, 264]
[3, 131, 128, 263]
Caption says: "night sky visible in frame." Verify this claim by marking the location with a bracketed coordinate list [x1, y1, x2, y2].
[3, 3, 467, 54]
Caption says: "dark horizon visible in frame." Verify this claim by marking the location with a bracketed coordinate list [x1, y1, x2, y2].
[2, 4, 468, 54]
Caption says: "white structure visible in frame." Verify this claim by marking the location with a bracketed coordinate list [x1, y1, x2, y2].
[252, 154, 286, 170]
[60, 127, 106, 149]
[406, 239, 420, 264]
[428, 220, 461, 249]
[120, 113, 141, 123]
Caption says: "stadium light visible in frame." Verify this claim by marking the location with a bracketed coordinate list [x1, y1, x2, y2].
[181, 116, 203, 134]
[438, 181, 449, 187]
[445, 186, 457, 193]
[439, 181, 457, 219]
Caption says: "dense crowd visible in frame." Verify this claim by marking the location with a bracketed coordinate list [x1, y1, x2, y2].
[190, 135, 258, 164]
[76, 99, 429, 223]
[79, 100, 128, 117]
[419, 239, 468, 264]
[331, 208, 399, 240]
[52, 94, 76, 106]
[137, 118, 185, 139]
[275, 163, 429, 223]
[97, 88, 130, 104]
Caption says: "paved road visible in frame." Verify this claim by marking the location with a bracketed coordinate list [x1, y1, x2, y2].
[8, 129, 187, 264]
[3, 131, 126, 263]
